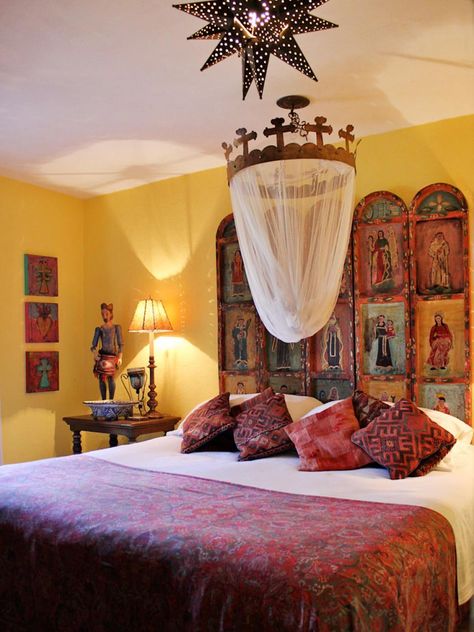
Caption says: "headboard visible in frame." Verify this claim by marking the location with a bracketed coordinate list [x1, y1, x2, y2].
[216, 182, 471, 423]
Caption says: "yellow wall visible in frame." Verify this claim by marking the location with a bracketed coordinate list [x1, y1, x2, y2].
[1, 115, 472, 462]
[0, 176, 85, 463]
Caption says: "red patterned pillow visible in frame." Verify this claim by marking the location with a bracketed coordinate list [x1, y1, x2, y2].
[351, 398, 456, 480]
[181, 393, 235, 453]
[233, 393, 293, 461]
[285, 397, 373, 471]
[231, 387, 275, 419]
[352, 390, 390, 428]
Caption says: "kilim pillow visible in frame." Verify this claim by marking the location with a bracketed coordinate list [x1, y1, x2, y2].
[351, 398, 456, 480]
[181, 392, 235, 453]
[231, 386, 275, 419]
[233, 393, 293, 461]
[285, 397, 373, 471]
[352, 389, 390, 428]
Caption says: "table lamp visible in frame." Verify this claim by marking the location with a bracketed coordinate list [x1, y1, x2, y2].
[128, 298, 173, 418]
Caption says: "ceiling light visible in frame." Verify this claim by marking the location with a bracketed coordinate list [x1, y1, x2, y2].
[173, 0, 338, 99]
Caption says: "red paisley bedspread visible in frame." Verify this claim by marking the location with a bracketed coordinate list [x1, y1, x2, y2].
[0, 455, 458, 632]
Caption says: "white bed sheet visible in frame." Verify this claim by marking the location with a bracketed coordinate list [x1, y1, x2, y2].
[89, 436, 474, 605]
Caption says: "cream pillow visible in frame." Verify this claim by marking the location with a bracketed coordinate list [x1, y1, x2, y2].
[172, 393, 322, 436]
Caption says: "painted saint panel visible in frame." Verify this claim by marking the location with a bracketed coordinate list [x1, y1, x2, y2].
[266, 333, 304, 372]
[314, 303, 352, 376]
[364, 379, 408, 403]
[415, 299, 465, 378]
[312, 378, 353, 404]
[418, 383, 466, 421]
[361, 302, 406, 376]
[415, 219, 464, 295]
[269, 375, 304, 395]
[357, 223, 404, 297]
[26, 351, 59, 393]
[223, 374, 257, 394]
[222, 242, 252, 303]
[224, 308, 257, 371]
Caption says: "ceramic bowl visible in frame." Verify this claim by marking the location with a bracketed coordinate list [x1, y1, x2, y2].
[83, 400, 135, 420]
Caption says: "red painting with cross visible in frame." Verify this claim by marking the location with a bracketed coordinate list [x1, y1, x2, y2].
[25, 351, 59, 393]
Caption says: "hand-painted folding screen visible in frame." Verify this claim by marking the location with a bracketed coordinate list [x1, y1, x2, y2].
[216, 183, 471, 422]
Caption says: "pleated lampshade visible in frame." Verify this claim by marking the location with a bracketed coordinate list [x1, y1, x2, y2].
[128, 298, 173, 333]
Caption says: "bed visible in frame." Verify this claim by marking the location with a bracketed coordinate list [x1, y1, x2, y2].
[1, 394, 473, 632]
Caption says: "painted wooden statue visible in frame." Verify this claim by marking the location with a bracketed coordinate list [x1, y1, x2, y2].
[90, 302, 123, 400]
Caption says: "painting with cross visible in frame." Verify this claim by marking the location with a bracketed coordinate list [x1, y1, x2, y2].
[26, 351, 59, 393]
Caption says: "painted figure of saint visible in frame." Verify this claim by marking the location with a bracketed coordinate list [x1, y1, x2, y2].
[428, 232, 450, 290]
[232, 317, 251, 368]
[236, 381, 246, 394]
[91, 303, 123, 399]
[271, 336, 292, 370]
[328, 386, 339, 401]
[322, 314, 343, 371]
[374, 314, 394, 368]
[426, 313, 453, 370]
[231, 249, 246, 297]
[434, 393, 451, 414]
[369, 230, 393, 287]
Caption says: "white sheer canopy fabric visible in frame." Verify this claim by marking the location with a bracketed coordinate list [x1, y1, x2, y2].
[229, 158, 355, 343]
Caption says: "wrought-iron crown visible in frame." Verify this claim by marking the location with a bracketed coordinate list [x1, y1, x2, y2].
[223, 111, 355, 181]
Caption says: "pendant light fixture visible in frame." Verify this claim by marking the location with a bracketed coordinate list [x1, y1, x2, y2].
[173, 0, 338, 99]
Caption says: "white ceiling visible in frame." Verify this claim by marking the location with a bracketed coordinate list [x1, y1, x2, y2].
[0, 0, 473, 199]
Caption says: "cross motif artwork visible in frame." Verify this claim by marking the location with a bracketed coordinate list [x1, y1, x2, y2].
[25, 351, 59, 393]
[24, 254, 58, 297]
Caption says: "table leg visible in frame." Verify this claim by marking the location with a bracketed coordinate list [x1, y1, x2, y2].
[73, 431, 82, 455]
[109, 434, 118, 448]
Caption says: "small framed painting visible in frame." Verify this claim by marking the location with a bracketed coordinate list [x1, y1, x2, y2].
[363, 379, 409, 403]
[223, 374, 258, 394]
[266, 333, 304, 372]
[24, 254, 58, 297]
[221, 242, 252, 304]
[357, 223, 405, 297]
[269, 375, 304, 395]
[415, 219, 464, 295]
[26, 351, 59, 393]
[312, 378, 353, 404]
[224, 307, 257, 371]
[25, 302, 59, 343]
[415, 299, 465, 378]
[418, 383, 465, 421]
[360, 302, 407, 376]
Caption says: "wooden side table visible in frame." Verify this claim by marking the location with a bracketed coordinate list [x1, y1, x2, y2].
[63, 414, 181, 454]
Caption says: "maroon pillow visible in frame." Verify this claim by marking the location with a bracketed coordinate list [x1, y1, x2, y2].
[233, 393, 293, 461]
[351, 398, 456, 480]
[285, 397, 373, 471]
[231, 387, 275, 419]
[352, 389, 390, 428]
[181, 393, 235, 453]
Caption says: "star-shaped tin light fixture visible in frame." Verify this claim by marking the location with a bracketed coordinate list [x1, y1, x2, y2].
[173, 1, 338, 99]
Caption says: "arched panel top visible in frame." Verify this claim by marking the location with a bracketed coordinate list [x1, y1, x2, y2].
[353, 191, 409, 225]
[410, 183, 468, 218]
[216, 213, 236, 240]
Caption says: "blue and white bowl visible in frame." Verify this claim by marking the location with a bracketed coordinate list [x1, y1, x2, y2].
[83, 400, 135, 420]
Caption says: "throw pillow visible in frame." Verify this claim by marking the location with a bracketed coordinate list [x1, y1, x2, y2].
[233, 393, 293, 461]
[351, 398, 456, 479]
[352, 389, 390, 428]
[181, 392, 235, 453]
[285, 397, 373, 471]
[231, 386, 274, 418]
